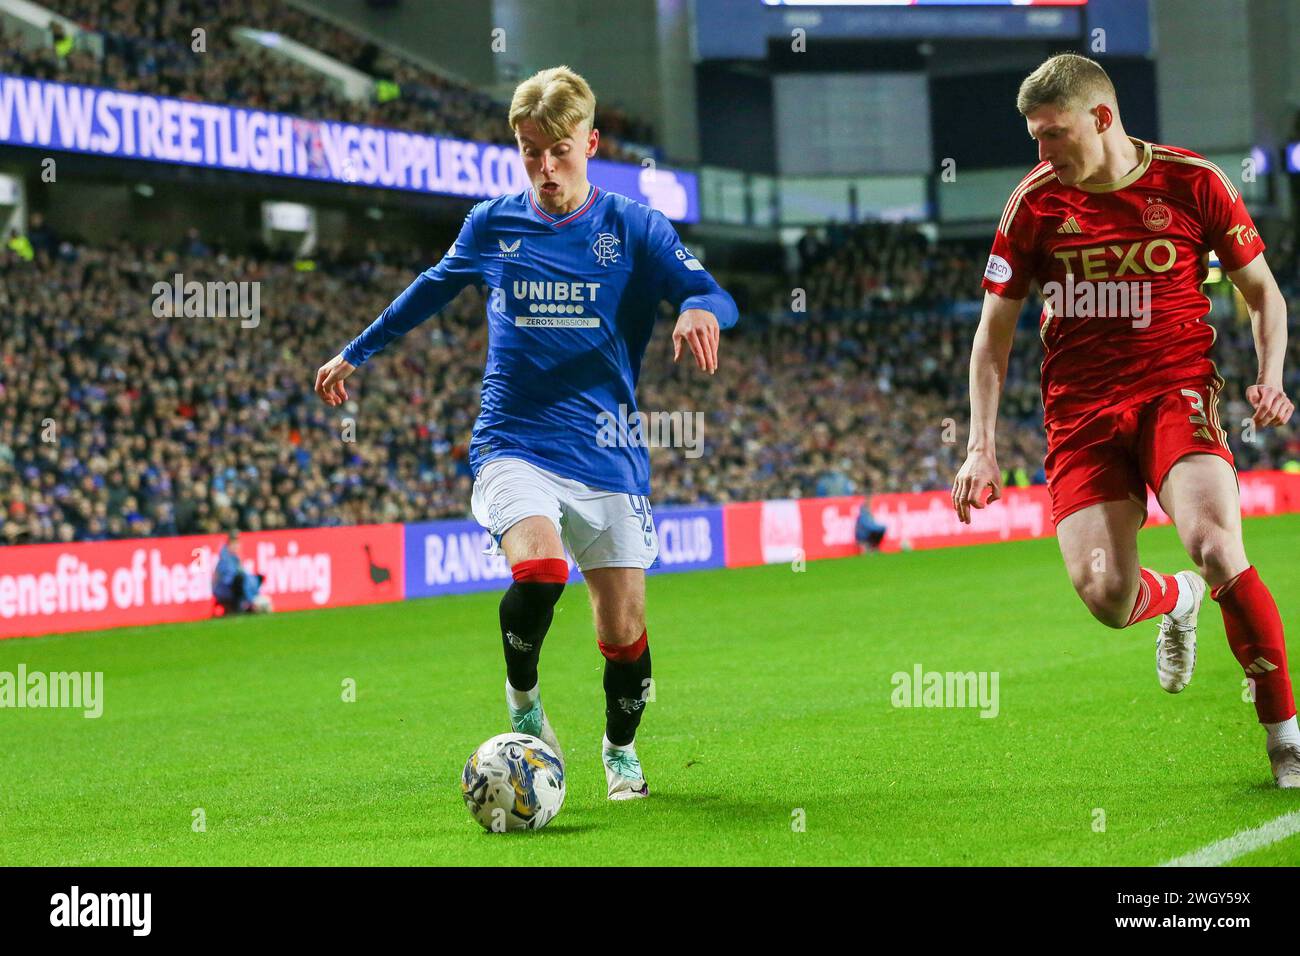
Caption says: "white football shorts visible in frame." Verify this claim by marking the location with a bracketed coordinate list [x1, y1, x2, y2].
[470, 456, 659, 572]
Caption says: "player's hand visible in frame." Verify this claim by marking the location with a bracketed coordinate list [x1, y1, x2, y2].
[314, 353, 355, 407]
[951, 449, 1002, 525]
[672, 308, 720, 375]
[1246, 383, 1294, 429]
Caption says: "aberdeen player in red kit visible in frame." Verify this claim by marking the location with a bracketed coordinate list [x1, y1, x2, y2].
[952, 54, 1298, 788]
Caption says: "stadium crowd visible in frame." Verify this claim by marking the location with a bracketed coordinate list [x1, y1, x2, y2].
[0, 1, 655, 163]
[2, 220, 1298, 546]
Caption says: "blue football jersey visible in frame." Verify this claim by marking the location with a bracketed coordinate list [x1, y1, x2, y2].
[341, 185, 738, 495]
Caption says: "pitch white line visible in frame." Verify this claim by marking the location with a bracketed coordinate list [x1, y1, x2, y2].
[1160, 808, 1300, 867]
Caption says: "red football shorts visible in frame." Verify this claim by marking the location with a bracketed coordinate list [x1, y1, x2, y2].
[1044, 375, 1236, 526]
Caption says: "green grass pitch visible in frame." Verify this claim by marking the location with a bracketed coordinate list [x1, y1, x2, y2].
[3, 515, 1299, 866]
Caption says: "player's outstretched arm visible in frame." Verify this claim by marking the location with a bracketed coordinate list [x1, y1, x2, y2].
[952, 290, 1023, 523]
[314, 353, 356, 407]
[315, 211, 484, 406]
[1228, 253, 1295, 428]
[672, 308, 720, 375]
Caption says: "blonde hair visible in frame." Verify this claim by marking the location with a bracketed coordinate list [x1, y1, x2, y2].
[508, 65, 597, 141]
[1016, 53, 1116, 116]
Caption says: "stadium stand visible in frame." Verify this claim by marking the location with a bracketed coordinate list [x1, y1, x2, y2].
[3, 220, 1296, 546]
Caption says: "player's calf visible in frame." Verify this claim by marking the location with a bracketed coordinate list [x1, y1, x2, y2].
[500, 558, 568, 760]
[598, 629, 651, 799]
[600, 628, 651, 745]
[500, 558, 567, 691]
[1212, 566, 1300, 788]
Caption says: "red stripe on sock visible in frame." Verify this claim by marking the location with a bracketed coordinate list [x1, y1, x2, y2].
[1213, 566, 1296, 724]
[1125, 568, 1179, 627]
[599, 629, 647, 663]
[511, 558, 569, 584]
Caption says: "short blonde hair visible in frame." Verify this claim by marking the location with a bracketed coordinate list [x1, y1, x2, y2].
[508, 65, 596, 141]
[1016, 53, 1116, 116]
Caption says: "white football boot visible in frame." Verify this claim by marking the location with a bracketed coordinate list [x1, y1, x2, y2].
[1156, 570, 1206, 694]
[603, 736, 649, 800]
[506, 682, 564, 766]
[1268, 744, 1300, 789]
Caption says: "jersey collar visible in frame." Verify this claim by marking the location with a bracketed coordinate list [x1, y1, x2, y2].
[1075, 137, 1153, 194]
[529, 183, 599, 227]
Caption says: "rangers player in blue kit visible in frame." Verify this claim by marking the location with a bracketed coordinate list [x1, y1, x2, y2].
[314, 66, 738, 800]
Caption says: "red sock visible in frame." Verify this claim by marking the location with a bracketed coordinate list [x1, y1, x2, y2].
[1212, 566, 1295, 724]
[1125, 568, 1180, 627]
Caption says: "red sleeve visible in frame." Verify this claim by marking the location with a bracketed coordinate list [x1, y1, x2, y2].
[982, 192, 1036, 300]
[1202, 165, 1265, 271]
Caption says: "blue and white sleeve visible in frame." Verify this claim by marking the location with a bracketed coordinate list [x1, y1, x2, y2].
[642, 208, 739, 330]
[341, 209, 483, 367]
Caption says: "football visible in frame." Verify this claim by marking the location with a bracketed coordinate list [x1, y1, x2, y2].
[461, 733, 566, 832]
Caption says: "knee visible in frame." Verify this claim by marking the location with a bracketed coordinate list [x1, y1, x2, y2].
[1182, 526, 1244, 581]
[1073, 574, 1134, 629]
[593, 608, 645, 648]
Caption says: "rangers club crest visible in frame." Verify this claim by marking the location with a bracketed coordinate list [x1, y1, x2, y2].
[593, 233, 621, 266]
[1142, 198, 1172, 232]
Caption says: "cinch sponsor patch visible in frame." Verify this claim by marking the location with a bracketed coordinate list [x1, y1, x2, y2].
[984, 254, 1012, 283]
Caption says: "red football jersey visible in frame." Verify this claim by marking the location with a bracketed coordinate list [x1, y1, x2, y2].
[982, 137, 1265, 422]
